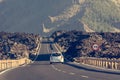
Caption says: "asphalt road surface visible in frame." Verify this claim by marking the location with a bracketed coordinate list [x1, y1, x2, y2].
[0, 42, 120, 80]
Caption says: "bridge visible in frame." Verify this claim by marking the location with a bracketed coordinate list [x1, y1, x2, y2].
[0, 38, 120, 80]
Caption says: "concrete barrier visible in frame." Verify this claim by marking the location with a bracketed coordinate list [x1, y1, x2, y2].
[0, 58, 31, 71]
[76, 57, 120, 70]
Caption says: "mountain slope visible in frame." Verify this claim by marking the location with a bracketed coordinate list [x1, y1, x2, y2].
[81, 0, 120, 32]
[0, 0, 120, 34]
[112, 0, 120, 7]
[47, 0, 120, 32]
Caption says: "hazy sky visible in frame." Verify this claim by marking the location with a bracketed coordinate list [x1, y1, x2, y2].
[0, 0, 72, 35]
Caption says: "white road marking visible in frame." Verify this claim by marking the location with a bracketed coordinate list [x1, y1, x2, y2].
[19, 64, 27, 67]
[32, 39, 42, 63]
[54, 68, 57, 70]
[20, 64, 31, 67]
[62, 71, 66, 73]
[51, 65, 61, 71]
[57, 69, 61, 72]
[53, 44, 60, 52]
[81, 75, 89, 78]
[0, 67, 18, 75]
[47, 44, 51, 53]
[51, 44, 91, 79]
[69, 72, 75, 75]
[51, 65, 57, 70]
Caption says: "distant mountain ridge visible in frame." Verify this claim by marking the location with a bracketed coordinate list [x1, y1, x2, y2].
[0, 0, 120, 35]
[47, 0, 120, 33]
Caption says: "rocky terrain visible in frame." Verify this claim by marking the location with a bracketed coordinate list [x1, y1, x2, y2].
[0, 0, 120, 35]
[47, 0, 120, 33]
[0, 32, 40, 60]
[52, 30, 120, 59]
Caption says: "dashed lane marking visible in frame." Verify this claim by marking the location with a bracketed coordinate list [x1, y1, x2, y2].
[69, 72, 75, 75]
[81, 75, 89, 78]
[51, 65, 58, 70]
[57, 69, 61, 72]
[62, 71, 66, 73]
[52, 44, 91, 78]
[52, 44, 106, 80]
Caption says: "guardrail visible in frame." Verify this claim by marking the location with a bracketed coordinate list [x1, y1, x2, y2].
[0, 58, 31, 71]
[30, 37, 41, 55]
[0, 37, 41, 72]
[75, 57, 120, 70]
[55, 43, 120, 70]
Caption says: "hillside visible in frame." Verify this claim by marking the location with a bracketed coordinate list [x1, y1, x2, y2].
[0, 0, 120, 34]
[81, 0, 120, 32]
[0, 32, 39, 60]
[48, 0, 120, 32]
[52, 30, 120, 59]
[112, 0, 120, 7]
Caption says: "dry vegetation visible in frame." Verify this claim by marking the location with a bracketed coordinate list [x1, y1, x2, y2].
[52, 30, 120, 59]
[0, 32, 40, 60]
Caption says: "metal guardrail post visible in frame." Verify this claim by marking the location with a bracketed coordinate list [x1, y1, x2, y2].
[118, 62, 120, 70]
[0, 62, 1, 71]
[0, 58, 31, 72]
[3, 62, 5, 69]
[1, 62, 2, 70]
[76, 57, 120, 70]
[6, 60, 7, 69]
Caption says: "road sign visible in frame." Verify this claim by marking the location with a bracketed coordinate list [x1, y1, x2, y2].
[92, 44, 99, 51]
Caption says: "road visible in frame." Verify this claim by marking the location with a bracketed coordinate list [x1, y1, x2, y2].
[0, 42, 120, 80]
